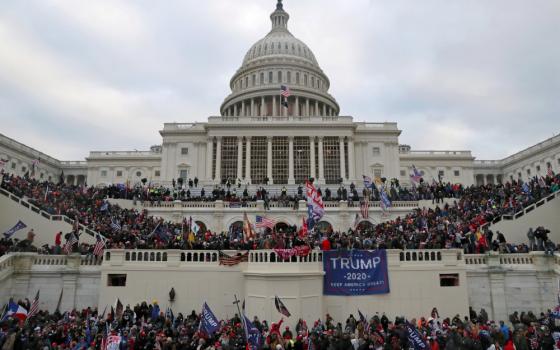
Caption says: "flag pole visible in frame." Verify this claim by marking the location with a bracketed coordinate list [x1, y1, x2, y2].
[233, 294, 249, 346]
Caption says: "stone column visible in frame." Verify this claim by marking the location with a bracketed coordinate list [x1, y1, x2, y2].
[318, 137, 325, 183]
[305, 99, 310, 117]
[339, 137, 346, 182]
[322, 103, 326, 116]
[348, 138, 355, 182]
[315, 100, 319, 117]
[215, 137, 222, 183]
[241, 101, 245, 117]
[272, 96, 277, 117]
[310, 137, 316, 180]
[267, 137, 273, 184]
[236, 137, 243, 181]
[206, 138, 213, 181]
[251, 99, 255, 117]
[245, 137, 252, 183]
[283, 97, 288, 117]
[295, 96, 299, 116]
[288, 136, 295, 184]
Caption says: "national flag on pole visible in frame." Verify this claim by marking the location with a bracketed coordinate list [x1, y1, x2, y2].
[115, 298, 123, 321]
[28, 290, 40, 318]
[281, 85, 291, 98]
[63, 233, 78, 254]
[305, 180, 324, 223]
[191, 219, 200, 234]
[200, 302, 220, 335]
[353, 213, 360, 230]
[243, 213, 255, 242]
[360, 199, 369, 219]
[255, 215, 277, 229]
[274, 295, 291, 317]
[3, 220, 27, 239]
[100, 201, 109, 212]
[522, 182, 531, 194]
[1, 301, 28, 321]
[93, 235, 106, 257]
[410, 165, 422, 184]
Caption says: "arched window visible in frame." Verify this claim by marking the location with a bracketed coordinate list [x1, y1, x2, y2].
[245, 77, 248, 88]
[268, 71, 273, 83]
[252, 74, 256, 86]
[304, 74, 308, 86]
[260, 72, 264, 85]
[277, 71, 282, 83]
[311, 76, 315, 88]
[296, 72, 300, 85]
[287, 71, 291, 84]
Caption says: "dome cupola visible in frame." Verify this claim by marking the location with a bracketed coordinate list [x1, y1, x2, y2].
[220, 0, 339, 118]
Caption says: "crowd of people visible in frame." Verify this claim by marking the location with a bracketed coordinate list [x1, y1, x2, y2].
[0, 171, 559, 256]
[1, 300, 559, 350]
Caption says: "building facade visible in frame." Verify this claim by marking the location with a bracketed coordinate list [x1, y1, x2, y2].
[0, 1, 559, 191]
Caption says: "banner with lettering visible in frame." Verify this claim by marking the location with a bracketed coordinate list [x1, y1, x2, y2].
[323, 250, 389, 295]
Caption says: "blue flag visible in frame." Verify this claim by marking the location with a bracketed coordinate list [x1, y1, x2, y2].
[3, 220, 27, 239]
[358, 309, 367, 324]
[100, 201, 109, 211]
[406, 321, 429, 349]
[200, 302, 220, 335]
[243, 314, 262, 350]
[522, 182, 531, 194]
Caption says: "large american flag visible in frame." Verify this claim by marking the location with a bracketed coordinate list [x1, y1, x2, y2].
[255, 215, 277, 229]
[280, 85, 291, 97]
[93, 235, 106, 257]
[218, 251, 249, 266]
[28, 290, 40, 318]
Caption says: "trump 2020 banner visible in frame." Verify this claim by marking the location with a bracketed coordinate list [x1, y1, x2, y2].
[323, 250, 390, 295]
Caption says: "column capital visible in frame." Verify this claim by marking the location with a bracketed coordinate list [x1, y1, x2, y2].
[317, 136, 324, 141]
[266, 136, 274, 142]
[287, 135, 295, 141]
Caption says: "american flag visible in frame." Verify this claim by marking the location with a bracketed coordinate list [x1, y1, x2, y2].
[0, 159, 7, 168]
[360, 199, 369, 219]
[93, 235, 106, 257]
[280, 85, 291, 97]
[63, 233, 78, 254]
[218, 251, 249, 266]
[28, 290, 40, 318]
[255, 215, 276, 229]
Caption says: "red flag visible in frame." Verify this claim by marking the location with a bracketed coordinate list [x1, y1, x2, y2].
[299, 217, 308, 238]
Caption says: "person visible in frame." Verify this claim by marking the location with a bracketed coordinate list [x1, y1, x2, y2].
[527, 228, 535, 251]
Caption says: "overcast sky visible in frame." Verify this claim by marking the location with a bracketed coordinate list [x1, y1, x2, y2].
[0, 0, 558, 161]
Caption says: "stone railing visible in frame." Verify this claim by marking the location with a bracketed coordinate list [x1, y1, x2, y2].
[464, 251, 555, 269]
[0, 187, 104, 240]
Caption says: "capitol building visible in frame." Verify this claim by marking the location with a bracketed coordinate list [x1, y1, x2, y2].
[1, 0, 560, 326]
[1, 0, 559, 193]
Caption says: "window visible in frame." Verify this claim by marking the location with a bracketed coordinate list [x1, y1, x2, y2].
[400, 170, 406, 177]
[547, 162, 552, 168]
[268, 71, 273, 83]
[557, 159, 560, 165]
[438, 170, 444, 178]
[311, 76, 315, 87]
[287, 71, 291, 84]
[260, 72, 264, 85]
[526, 169, 531, 175]
[272, 137, 289, 184]
[454, 170, 460, 177]
[181, 147, 189, 155]
[372, 147, 380, 155]
[244, 77, 248, 88]
[294, 137, 310, 184]
[136, 171, 141, 177]
[439, 274, 459, 287]
[374, 169, 382, 178]
[304, 74, 308, 86]
[221, 137, 239, 183]
[252, 74, 256, 86]
[420, 170, 425, 176]
[107, 274, 127, 287]
[21, 166, 26, 172]
[323, 137, 341, 184]
[116, 170, 123, 177]
[277, 71, 282, 83]
[296, 72, 300, 85]
[11, 163, 15, 169]
[251, 137, 268, 184]
[518, 172, 522, 178]
[155, 170, 160, 177]
[40, 173, 44, 179]
[536, 165, 541, 172]
[100, 170, 107, 177]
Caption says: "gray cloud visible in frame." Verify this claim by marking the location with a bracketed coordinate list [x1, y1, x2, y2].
[0, 0, 558, 160]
